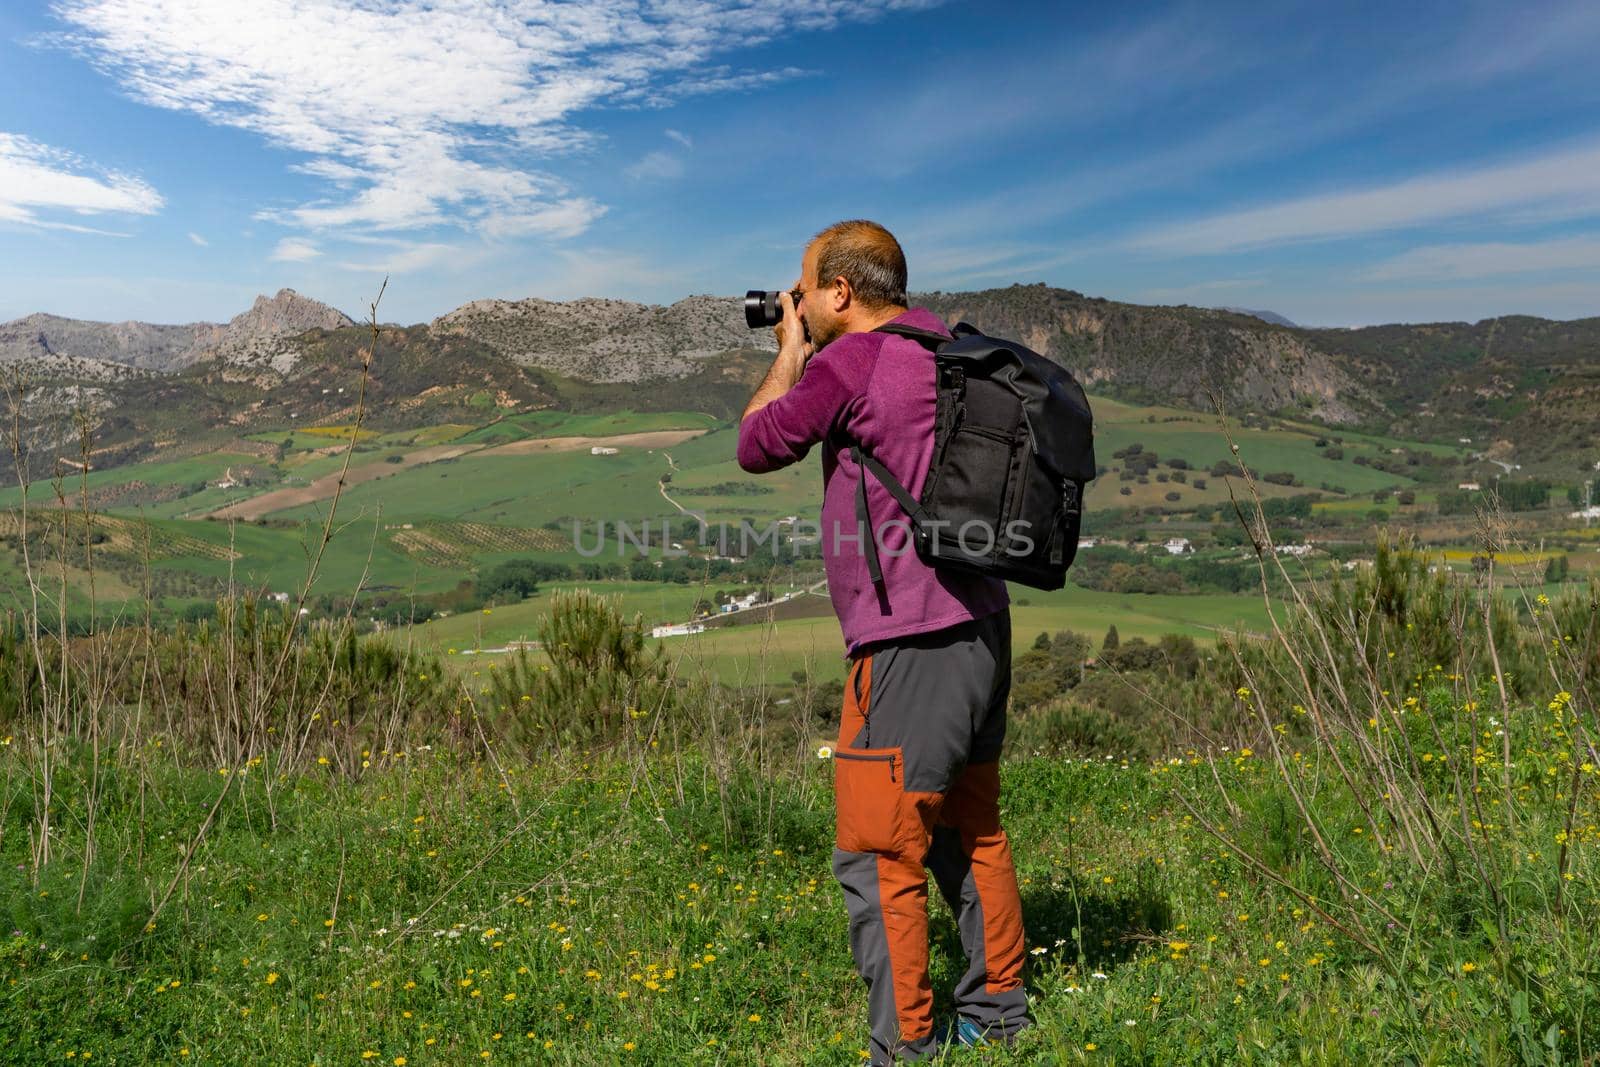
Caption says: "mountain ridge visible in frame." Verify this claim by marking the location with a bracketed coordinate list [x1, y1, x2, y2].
[3, 284, 1597, 479]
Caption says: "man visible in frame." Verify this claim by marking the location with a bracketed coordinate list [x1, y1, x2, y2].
[736, 220, 1033, 1063]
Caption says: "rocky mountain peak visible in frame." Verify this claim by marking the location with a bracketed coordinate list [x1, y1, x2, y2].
[230, 289, 354, 337]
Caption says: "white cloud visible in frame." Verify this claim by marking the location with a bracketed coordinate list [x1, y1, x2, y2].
[623, 150, 684, 182]
[478, 198, 607, 240]
[187, 231, 207, 246]
[270, 237, 321, 262]
[0, 131, 161, 232]
[1360, 235, 1600, 282]
[337, 240, 464, 275]
[1125, 139, 1600, 256]
[664, 129, 693, 150]
[54, 0, 933, 244]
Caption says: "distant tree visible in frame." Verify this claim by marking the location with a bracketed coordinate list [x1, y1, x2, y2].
[1032, 631, 1052, 651]
[1495, 481, 1552, 511]
[1544, 555, 1570, 584]
[1366, 508, 1388, 523]
[1012, 630, 1091, 707]
[1102, 624, 1120, 653]
[1397, 489, 1416, 505]
[478, 559, 559, 603]
[1569, 486, 1583, 507]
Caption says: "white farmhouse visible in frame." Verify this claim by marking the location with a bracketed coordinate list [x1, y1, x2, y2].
[591, 446, 619, 456]
[650, 622, 706, 638]
[1163, 537, 1192, 555]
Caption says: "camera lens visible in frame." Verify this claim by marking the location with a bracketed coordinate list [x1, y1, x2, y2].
[744, 290, 784, 329]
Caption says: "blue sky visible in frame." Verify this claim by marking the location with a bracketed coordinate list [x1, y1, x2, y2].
[2, 0, 1598, 327]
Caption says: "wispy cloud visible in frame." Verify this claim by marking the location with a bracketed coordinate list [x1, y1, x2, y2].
[0, 130, 161, 232]
[269, 237, 320, 262]
[1125, 139, 1600, 256]
[1360, 234, 1600, 282]
[339, 235, 476, 275]
[664, 129, 693, 150]
[186, 231, 207, 246]
[624, 150, 685, 182]
[52, 0, 935, 247]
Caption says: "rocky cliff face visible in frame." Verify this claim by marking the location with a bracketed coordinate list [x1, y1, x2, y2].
[916, 285, 1381, 424]
[0, 289, 353, 376]
[432, 294, 773, 382]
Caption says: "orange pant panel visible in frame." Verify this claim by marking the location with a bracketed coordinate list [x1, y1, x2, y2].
[943, 760, 1025, 993]
[875, 851, 934, 1042]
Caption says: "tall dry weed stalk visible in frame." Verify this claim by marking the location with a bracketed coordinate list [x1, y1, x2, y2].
[1178, 395, 1597, 983]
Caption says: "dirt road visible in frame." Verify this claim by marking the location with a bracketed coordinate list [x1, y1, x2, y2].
[476, 428, 709, 456]
[203, 444, 481, 521]
[199, 428, 713, 522]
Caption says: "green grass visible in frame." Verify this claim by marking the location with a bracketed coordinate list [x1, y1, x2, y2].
[154, 516, 466, 596]
[422, 580, 1277, 689]
[411, 582, 711, 650]
[0, 452, 250, 512]
[266, 430, 735, 529]
[1086, 398, 1421, 502]
[454, 409, 720, 445]
[4, 731, 1593, 1064]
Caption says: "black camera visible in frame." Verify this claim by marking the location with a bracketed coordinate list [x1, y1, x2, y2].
[744, 289, 798, 329]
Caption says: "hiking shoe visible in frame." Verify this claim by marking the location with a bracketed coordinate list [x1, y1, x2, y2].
[944, 1017, 992, 1048]
[942, 1016, 1030, 1049]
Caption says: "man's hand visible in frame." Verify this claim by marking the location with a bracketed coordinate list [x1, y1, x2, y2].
[742, 291, 814, 421]
[773, 290, 815, 367]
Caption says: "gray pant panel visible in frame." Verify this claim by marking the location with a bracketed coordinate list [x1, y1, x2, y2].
[847, 609, 1011, 792]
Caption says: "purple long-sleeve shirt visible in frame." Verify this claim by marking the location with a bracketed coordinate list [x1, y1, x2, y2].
[736, 307, 1008, 656]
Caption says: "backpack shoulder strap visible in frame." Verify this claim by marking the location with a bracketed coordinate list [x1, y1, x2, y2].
[851, 444, 925, 586]
[871, 323, 950, 349]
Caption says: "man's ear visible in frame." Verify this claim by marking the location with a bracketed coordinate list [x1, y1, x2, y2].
[830, 276, 851, 313]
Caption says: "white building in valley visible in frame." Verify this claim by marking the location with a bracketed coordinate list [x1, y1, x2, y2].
[651, 622, 706, 638]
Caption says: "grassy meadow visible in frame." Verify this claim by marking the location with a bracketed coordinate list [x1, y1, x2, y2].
[3, 545, 1599, 1064]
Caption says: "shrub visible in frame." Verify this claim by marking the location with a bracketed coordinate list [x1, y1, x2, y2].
[482, 590, 671, 748]
[1007, 697, 1155, 759]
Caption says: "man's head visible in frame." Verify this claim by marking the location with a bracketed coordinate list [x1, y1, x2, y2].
[794, 220, 908, 350]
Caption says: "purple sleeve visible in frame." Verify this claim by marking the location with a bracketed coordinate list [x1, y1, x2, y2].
[737, 351, 864, 473]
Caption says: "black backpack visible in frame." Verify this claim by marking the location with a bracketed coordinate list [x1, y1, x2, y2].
[851, 322, 1096, 591]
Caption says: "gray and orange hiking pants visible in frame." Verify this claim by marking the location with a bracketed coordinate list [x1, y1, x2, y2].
[831, 609, 1032, 1064]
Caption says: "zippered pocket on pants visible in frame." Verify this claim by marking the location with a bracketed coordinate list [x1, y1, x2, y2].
[834, 746, 908, 854]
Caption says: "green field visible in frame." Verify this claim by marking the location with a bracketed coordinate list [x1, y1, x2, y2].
[0, 394, 1535, 641]
[412, 579, 1277, 689]
[1084, 398, 1423, 506]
